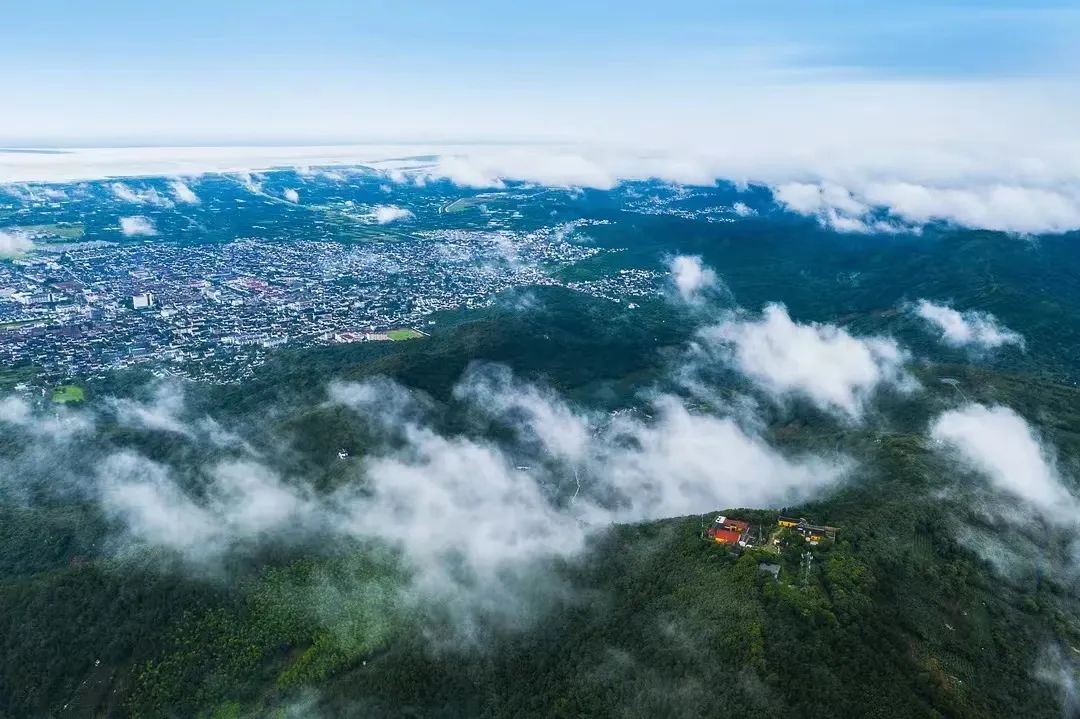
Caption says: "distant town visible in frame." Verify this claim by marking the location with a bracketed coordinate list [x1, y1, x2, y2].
[0, 214, 664, 386]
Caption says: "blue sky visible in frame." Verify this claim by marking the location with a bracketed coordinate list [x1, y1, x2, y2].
[2, 0, 1078, 145]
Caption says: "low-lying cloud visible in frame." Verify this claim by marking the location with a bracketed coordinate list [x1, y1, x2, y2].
[368, 205, 413, 224]
[913, 300, 1024, 351]
[119, 216, 157, 237]
[169, 179, 200, 204]
[0, 354, 850, 639]
[98, 453, 317, 558]
[668, 255, 719, 304]
[0, 229, 34, 257]
[930, 403, 1077, 524]
[110, 182, 174, 207]
[699, 303, 915, 419]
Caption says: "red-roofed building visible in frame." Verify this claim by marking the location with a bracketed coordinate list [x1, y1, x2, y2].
[708, 515, 754, 547]
[707, 527, 744, 545]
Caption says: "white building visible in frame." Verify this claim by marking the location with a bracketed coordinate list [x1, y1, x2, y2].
[132, 292, 156, 309]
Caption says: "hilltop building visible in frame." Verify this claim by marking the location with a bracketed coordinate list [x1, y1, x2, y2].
[708, 515, 753, 547]
[777, 516, 838, 544]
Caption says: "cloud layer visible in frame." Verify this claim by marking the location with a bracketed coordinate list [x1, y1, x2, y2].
[4, 143, 1080, 234]
[0, 355, 850, 638]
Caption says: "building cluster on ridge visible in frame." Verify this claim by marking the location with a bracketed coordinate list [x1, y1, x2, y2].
[706, 513, 839, 550]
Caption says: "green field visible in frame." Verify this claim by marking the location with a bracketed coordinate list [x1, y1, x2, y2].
[50, 385, 85, 404]
[12, 223, 85, 240]
[387, 328, 424, 341]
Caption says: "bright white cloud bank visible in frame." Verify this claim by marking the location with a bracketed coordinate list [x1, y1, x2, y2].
[775, 180, 1080, 234]
[913, 300, 1024, 350]
[701, 304, 914, 419]
[931, 404, 1078, 524]
[119, 216, 157, 237]
[4, 142, 1080, 234]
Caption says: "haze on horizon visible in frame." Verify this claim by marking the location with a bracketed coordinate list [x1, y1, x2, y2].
[2, 0, 1079, 151]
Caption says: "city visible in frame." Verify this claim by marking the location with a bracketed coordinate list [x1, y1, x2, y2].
[0, 202, 665, 384]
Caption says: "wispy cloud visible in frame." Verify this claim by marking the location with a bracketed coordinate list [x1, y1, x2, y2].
[0, 344, 849, 640]
[234, 172, 265, 194]
[110, 182, 174, 207]
[912, 300, 1024, 350]
[168, 179, 200, 204]
[0, 229, 34, 257]
[931, 403, 1076, 524]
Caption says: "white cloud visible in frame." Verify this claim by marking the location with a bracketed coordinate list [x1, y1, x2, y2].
[700, 303, 915, 419]
[110, 182, 173, 207]
[235, 172, 265, 194]
[119, 216, 157, 236]
[595, 396, 845, 522]
[913, 300, 1024, 350]
[97, 453, 316, 559]
[98, 452, 222, 554]
[333, 422, 586, 636]
[0, 394, 94, 439]
[451, 363, 591, 464]
[668, 255, 718, 303]
[0, 229, 34, 257]
[283, 188, 300, 203]
[108, 382, 252, 450]
[0, 396, 33, 424]
[109, 383, 192, 437]
[0, 351, 848, 638]
[862, 182, 1080, 235]
[369, 205, 413, 224]
[168, 179, 200, 204]
[4, 143, 1080, 234]
[732, 202, 756, 217]
[774, 180, 1080, 235]
[930, 404, 1078, 524]
[325, 368, 846, 635]
[772, 182, 903, 233]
